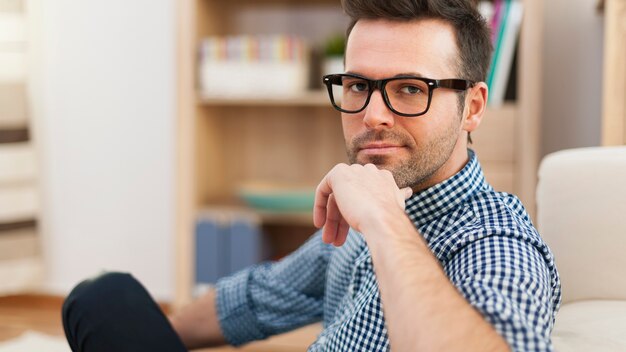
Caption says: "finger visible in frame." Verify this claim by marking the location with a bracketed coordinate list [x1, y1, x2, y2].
[322, 194, 341, 244]
[333, 217, 351, 247]
[314, 173, 333, 228]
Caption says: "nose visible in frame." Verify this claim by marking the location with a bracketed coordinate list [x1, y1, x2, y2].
[362, 89, 395, 129]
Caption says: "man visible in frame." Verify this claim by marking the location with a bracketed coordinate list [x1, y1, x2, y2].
[63, 0, 561, 351]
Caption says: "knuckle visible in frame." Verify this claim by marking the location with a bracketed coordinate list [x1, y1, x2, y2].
[350, 163, 363, 170]
[335, 163, 349, 172]
[364, 163, 377, 170]
[381, 168, 393, 177]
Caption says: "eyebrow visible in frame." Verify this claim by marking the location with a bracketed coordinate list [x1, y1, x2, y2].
[344, 71, 427, 79]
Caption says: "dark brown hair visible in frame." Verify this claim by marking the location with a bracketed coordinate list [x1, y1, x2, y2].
[341, 0, 492, 83]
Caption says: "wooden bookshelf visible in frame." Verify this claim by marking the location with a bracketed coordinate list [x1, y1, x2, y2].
[175, 0, 543, 307]
[602, 0, 626, 145]
[0, 1, 42, 295]
[199, 90, 329, 107]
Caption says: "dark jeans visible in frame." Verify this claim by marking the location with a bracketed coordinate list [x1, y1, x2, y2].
[62, 272, 187, 352]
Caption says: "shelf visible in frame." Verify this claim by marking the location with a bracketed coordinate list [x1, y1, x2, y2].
[198, 203, 314, 227]
[256, 209, 313, 226]
[198, 90, 330, 107]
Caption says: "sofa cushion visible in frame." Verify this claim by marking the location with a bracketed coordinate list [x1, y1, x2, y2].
[552, 300, 626, 351]
[537, 147, 626, 303]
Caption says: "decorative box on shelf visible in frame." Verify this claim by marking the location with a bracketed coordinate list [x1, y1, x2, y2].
[237, 182, 315, 212]
[199, 35, 310, 99]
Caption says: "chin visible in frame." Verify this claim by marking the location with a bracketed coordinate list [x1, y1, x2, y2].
[358, 155, 389, 167]
[363, 157, 405, 176]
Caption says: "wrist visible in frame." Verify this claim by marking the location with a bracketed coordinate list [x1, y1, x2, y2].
[360, 207, 417, 246]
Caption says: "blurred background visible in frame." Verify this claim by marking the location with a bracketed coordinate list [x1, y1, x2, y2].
[0, 0, 622, 341]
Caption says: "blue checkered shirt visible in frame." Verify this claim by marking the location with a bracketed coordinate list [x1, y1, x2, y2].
[216, 150, 561, 351]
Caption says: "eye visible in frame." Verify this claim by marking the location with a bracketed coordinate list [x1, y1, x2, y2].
[399, 85, 423, 95]
[348, 81, 368, 93]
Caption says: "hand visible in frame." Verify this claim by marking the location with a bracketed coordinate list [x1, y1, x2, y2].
[314, 163, 413, 247]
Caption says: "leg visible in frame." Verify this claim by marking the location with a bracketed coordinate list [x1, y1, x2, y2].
[62, 272, 187, 352]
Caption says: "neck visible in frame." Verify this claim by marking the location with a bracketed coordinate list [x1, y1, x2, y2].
[411, 142, 470, 193]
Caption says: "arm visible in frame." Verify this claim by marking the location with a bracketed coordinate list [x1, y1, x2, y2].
[171, 231, 331, 349]
[446, 232, 557, 350]
[314, 164, 510, 351]
[364, 213, 510, 351]
[169, 289, 226, 349]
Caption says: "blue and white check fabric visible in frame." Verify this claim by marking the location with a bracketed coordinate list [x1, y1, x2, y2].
[216, 150, 561, 351]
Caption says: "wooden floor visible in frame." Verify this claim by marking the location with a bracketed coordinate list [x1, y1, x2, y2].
[0, 294, 320, 351]
[0, 294, 65, 342]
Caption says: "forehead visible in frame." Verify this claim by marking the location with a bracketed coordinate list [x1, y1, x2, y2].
[345, 18, 459, 79]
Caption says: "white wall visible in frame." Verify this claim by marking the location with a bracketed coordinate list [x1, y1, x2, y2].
[32, 0, 176, 300]
[541, 0, 604, 156]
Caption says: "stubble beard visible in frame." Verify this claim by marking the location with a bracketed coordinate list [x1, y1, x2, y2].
[346, 120, 461, 190]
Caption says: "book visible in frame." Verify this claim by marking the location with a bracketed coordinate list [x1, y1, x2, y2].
[195, 211, 229, 285]
[487, 0, 523, 107]
[194, 208, 264, 286]
[199, 35, 309, 99]
[228, 214, 263, 275]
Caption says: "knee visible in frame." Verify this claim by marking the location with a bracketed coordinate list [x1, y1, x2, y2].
[62, 272, 136, 319]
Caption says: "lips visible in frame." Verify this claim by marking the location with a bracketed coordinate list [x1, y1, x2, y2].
[358, 143, 405, 155]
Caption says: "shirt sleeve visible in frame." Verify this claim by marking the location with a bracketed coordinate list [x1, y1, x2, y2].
[215, 230, 332, 346]
[444, 232, 558, 352]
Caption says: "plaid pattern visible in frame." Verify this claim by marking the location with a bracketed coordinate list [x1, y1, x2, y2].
[216, 150, 561, 351]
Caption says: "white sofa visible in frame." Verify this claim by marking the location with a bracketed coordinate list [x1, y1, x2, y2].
[537, 146, 626, 351]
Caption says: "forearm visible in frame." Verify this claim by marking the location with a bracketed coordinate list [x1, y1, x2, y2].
[168, 288, 227, 349]
[364, 214, 509, 352]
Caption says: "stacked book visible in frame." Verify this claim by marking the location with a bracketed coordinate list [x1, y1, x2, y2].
[0, 0, 42, 294]
[479, 0, 524, 107]
[198, 35, 309, 99]
[194, 208, 266, 295]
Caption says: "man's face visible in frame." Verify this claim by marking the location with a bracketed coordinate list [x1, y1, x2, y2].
[343, 19, 468, 190]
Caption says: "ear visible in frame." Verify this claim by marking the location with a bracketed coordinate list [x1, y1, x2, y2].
[462, 82, 488, 133]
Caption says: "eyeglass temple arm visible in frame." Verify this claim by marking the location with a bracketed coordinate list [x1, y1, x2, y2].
[437, 79, 475, 90]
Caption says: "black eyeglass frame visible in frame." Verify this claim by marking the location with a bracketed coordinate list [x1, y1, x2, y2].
[322, 73, 476, 117]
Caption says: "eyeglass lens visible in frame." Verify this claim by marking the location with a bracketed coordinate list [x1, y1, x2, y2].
[330, 76, 431, 115]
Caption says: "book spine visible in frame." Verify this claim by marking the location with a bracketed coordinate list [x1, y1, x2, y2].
[198, 35, 309, 98]
[195, 213, 228, 285]
[487, 0, 508, 97]
[228, 213, 262, 275]
[195, 209, 264, 287]
[489, 0, 523, 107]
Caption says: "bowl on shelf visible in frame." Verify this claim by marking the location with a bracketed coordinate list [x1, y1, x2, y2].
[237, 183, 316, 212]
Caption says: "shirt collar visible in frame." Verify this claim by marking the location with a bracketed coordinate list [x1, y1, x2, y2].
[404, 149, 489, 228]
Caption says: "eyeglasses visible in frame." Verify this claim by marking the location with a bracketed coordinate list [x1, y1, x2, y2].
[322, 73, 475, 117]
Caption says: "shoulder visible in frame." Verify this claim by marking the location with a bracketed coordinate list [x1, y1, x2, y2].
[428, 188, 547, 264]
[468, 189, 546, 250]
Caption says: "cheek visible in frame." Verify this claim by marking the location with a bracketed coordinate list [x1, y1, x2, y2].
[397, 119, 432, 147]
[399, 114, 458, 148]
[341, 114, 361, 142]
[418, 98, 463, 133]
